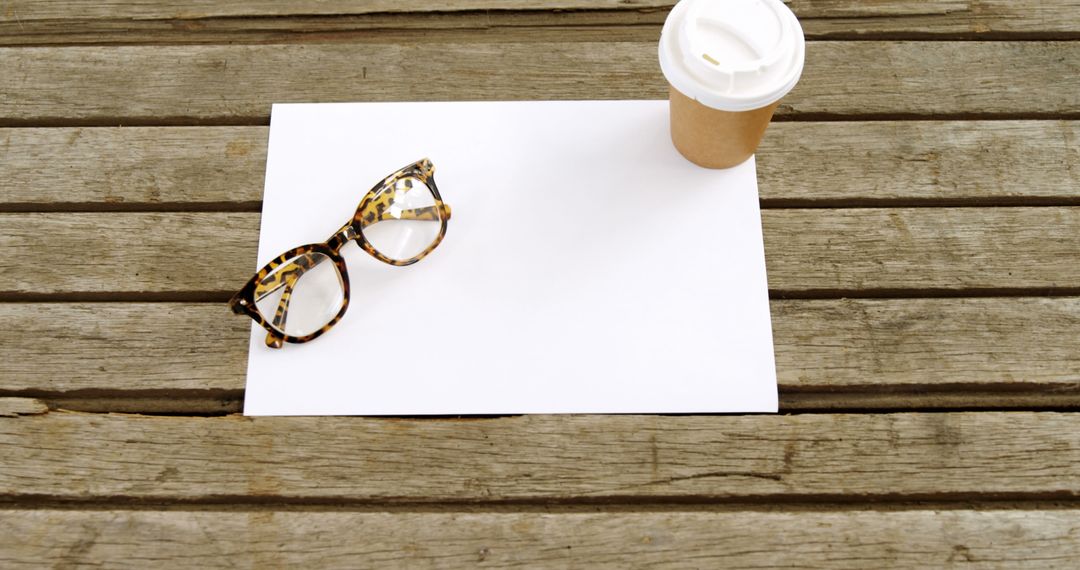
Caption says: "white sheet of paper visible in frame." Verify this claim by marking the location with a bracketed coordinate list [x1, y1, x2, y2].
[244, 100, 777, 415]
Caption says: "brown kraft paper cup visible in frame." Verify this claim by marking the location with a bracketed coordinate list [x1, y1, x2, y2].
[668, 85, 780, 170]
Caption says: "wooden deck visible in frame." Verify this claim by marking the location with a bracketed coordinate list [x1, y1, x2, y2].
[2, 1, 1079, 567]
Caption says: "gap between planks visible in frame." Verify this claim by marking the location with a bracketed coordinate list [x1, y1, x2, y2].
[7, 392, 1080, 415]
[8, 200, 1080, 214]
[4, 27, 1079, 49]
[3, 491, 1080, 513]
[5, 485, 1080, 507]
[5, 112, 1080, 131]
[5, 289, 1080, 303]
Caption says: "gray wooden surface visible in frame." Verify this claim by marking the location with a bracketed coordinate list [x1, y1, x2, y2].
[1, 2, 1079, 567]
[2, 42, 1078, 124]
[4, 509, 1080, 569]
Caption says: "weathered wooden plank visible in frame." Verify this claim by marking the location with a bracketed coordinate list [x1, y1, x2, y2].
[757, 120, 1080, 205]
[763, 207, 1080, 294]
[0, 304, 249, 394]
[7, 14, 1080, 50]
[2, 15, 654, 48]
[770, 297, 1080, 392]
[0, 127, 267, 210]
[2, 209, 1077, 295]
[1, 408, 1078, 500]
[3, 509, 1079, 569]
[3, 299, 1078, 411]
[0, 1, 1077, 40]
[788, 0, 1080, 36]
[1, 42, 1077, 124]
[0, 397, 47, 417]
[4, 122, 1077, 209]
[1, 0, 671, 20]
[0, 212, 258, 296]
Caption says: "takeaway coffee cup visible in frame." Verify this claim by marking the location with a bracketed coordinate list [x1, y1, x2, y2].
[659, 0, 805, 169]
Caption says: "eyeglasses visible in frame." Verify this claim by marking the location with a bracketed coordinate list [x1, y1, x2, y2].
[229, 158, 451, 348]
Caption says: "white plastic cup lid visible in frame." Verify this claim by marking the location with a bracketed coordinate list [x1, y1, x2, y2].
[659, 0, 805, 112]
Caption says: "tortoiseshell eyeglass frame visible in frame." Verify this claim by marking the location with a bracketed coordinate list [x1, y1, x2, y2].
[228, 158, 452, 349]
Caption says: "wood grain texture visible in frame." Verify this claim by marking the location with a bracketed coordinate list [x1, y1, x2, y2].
[0, 3, 1075, 568]
[4, 122, 1077, 209]
[757, 120, 1080, 205]
[2, 209, 1077, 296]
[2, 0, 674, 20]
[770, 297, 1080, 392]
[0, 304, 249, 394]
[0, 1, 1078, 41]
[0, 127, 267, 210]
[763, 207, 1080, 294]
[0, 397, 47, 417]
[0, 0, 1075, 22]
[3, 509, 1079, 569]
[786, 0, 1080, 36]
[1, 42, 1078, 125]
[2, 299, 1078, 409]
[1, 408, 1079, 501]
[0, 212, 259, 296]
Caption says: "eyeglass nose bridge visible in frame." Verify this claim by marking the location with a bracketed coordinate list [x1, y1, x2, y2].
[326, 223, 358, 253]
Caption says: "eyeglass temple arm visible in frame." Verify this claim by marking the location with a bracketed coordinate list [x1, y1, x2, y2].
[254, 203, 450, 346]
[254, 253, 322, 347]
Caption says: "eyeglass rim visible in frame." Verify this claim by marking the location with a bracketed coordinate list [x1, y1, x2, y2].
[353, 157, 450, 267]
[229, 243, 351, 347]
